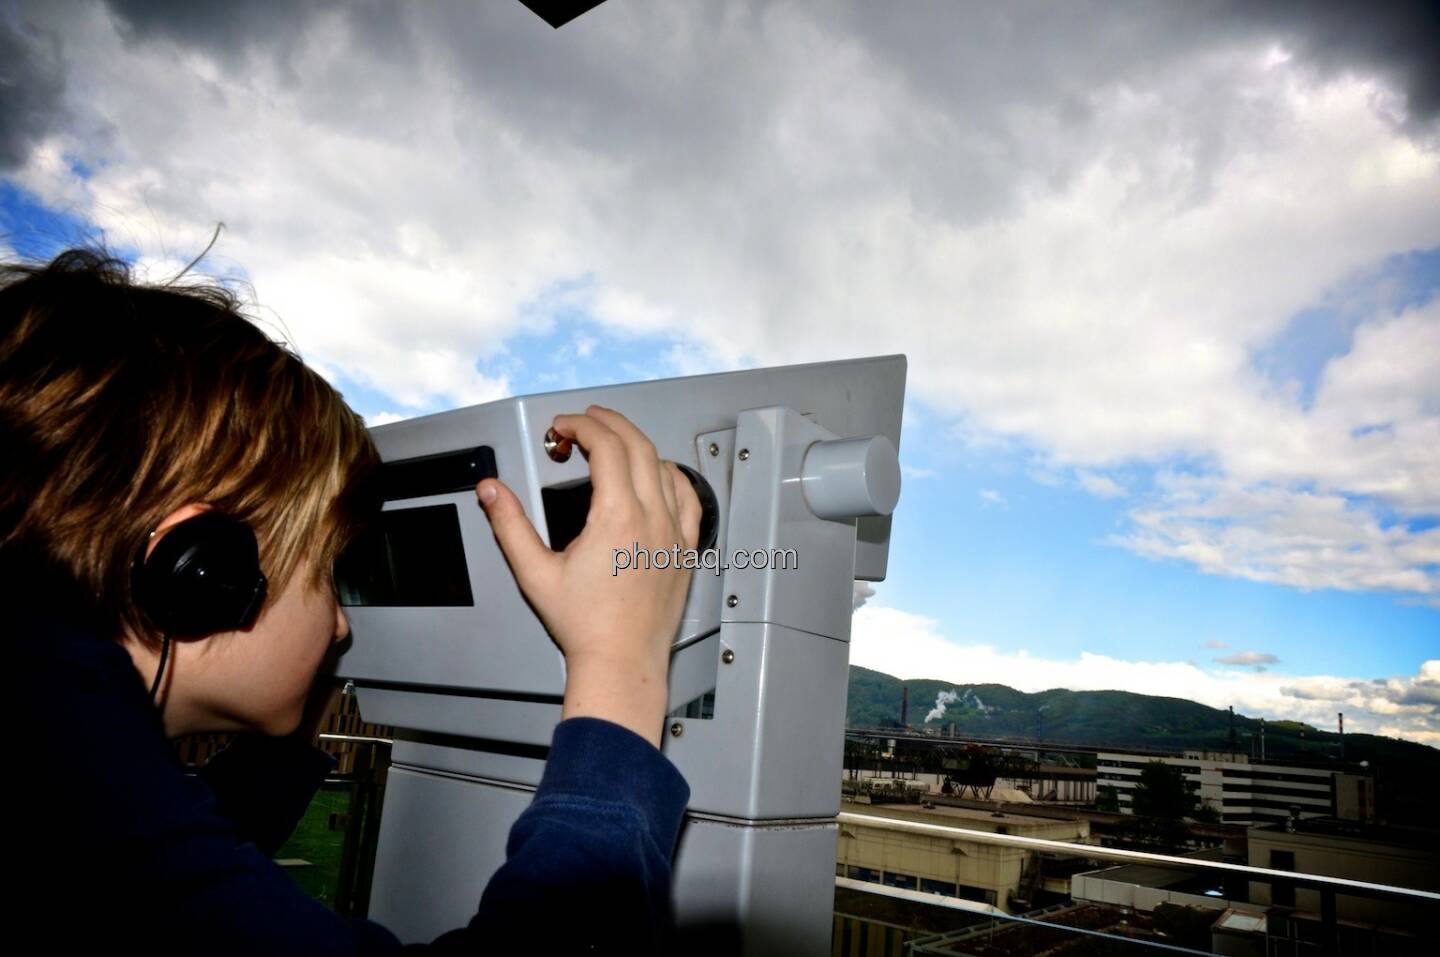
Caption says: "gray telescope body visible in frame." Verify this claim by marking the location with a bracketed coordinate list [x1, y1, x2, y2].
[337, 354, 906, 954]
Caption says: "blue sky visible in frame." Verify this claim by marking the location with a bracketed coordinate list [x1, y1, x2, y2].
[3, 1, 1436, 742]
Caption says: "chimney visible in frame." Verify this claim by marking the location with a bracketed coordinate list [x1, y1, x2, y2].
[1228, 706, 1236, 752]
[1259, 718, 1266, 762]
[900, 686, 908, 728]
[1338, 712, 1345, 761]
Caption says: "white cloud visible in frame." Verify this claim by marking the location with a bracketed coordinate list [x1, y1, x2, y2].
[1078, 472, 1127, 500]
[979, 489, 1008, 508]
[1214, 651, 1281, 671]
[365, 411, 408, 427]
[5, 1, 1439, 599]
[902, 465, 938, 480]
[1114, 473, 1440, 598]
[851, 604, 1438, 745]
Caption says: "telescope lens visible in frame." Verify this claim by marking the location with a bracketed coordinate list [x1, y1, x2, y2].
[675, 464, 719, 553]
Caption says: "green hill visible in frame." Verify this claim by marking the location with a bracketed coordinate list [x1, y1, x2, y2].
[846, 664, 1439, 774]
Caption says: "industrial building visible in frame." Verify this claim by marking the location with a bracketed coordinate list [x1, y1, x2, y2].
[1096, 749, 1374, 825]
[1247, 817, 1439, 935]
[1060, 817, 1439, 953]
[1071, 855, 1240, 914]
[835, 800, 1090, 914]
[846, 764, 1096, 805]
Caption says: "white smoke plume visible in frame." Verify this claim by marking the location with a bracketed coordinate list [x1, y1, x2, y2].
[925, 689, 961, 723]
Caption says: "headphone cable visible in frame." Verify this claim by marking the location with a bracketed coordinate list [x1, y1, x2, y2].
[149, 633, 171, 702]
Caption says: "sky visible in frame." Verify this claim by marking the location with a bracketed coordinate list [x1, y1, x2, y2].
[2, 1, 1437, 744]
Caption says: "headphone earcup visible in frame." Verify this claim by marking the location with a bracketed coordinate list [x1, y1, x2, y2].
[135, 511, 268, 636]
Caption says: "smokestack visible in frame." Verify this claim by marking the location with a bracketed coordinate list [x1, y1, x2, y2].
[1338, 712, 1345, 761]
[901, 686, 908, 728]
[1228, 706, 1236, 751]
[1260, 718, 1266, 762]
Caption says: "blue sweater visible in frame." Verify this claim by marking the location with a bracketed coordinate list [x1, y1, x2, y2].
[11, 583, 691, 954]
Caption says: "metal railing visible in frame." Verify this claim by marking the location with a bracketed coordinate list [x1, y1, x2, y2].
[318, 732, 395, 746]
[836, 811, 1440, 904]
[836, 880, 1221, 955]
[314, 732, 392, 917]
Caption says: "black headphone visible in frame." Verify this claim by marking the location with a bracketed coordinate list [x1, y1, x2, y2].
[134, 511, 268, 700]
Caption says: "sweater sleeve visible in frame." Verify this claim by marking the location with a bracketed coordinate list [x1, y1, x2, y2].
[470, 717, 692, 954]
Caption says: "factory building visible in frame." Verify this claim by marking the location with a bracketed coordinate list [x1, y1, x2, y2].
[1065, 818, 1438, 952]
[836, 800, 1090, 914]
[1096, 749, 1374, 825]
[846, 765, 1096, 805]
[1246, 817, 1439, 935]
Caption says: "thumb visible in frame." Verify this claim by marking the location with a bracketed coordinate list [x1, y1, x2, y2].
[477, 478, 556, 593]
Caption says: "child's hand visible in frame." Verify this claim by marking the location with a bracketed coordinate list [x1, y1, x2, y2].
[475, 405, 702, 747]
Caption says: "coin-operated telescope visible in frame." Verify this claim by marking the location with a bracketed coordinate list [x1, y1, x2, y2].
[336, 354, 905, 955]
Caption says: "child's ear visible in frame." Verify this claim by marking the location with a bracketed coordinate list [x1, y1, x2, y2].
[145, 503, 214, 560]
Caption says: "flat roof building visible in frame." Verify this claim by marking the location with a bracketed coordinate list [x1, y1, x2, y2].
[1097, 749, 1374, 826]
[1247, 817, 1439, 936]
[837, 799, 1090, 914]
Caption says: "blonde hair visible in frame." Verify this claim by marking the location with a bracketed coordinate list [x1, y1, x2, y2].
[0, 249, 379, 647]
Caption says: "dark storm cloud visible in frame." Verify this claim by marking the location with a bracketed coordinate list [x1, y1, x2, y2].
[827, 1, 1440, 217]
[1229, 0, 1440, 126]
[105, 0, 329, 56]
[0, 16, 66, 172]
[404, 1, 1440, 234]
[104, 0, 418, 82]
[404, 2, 756, 178]
[839, 1, 1440, 126]
[10, 1, 1431, 188]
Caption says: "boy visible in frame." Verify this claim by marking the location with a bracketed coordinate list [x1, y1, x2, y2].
[1, 249, 701, 953]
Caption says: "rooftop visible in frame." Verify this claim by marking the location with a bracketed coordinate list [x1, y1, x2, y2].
[1074, 860, 1228, 899]
[1252, 816, 1440, 852]
[841, 798, 1088, 835]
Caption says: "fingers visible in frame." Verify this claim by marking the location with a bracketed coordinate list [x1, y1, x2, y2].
[549, 412, 636, 510]
[476, 477, 557, 594]
[549, 405, 693, 549]
[658, 459, 679, 523]
[585, 405, 666, 510]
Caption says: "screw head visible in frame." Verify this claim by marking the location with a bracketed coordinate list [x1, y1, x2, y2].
[737, 448, 750, 461]
[726, 594, 739, 608]
[669, 721, 684, 738]
[708, 442, 720, 457]
[721, 649, 735, 664]
[543, 426, 573, 463]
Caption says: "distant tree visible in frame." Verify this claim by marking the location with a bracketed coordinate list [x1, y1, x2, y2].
[1192, 802, 1221, 824]
[1095, 785, 1120, 813]
[1127, 762, 1199, 848]
[1131, 762, 1198, 820]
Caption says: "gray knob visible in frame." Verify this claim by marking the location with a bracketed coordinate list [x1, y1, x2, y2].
[799, 435, 901, 520]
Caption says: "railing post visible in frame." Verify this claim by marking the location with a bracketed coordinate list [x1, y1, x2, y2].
[1319, 886, 1337, 957]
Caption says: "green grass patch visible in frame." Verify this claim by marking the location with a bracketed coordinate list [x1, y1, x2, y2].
[274, 782, 352, 907]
